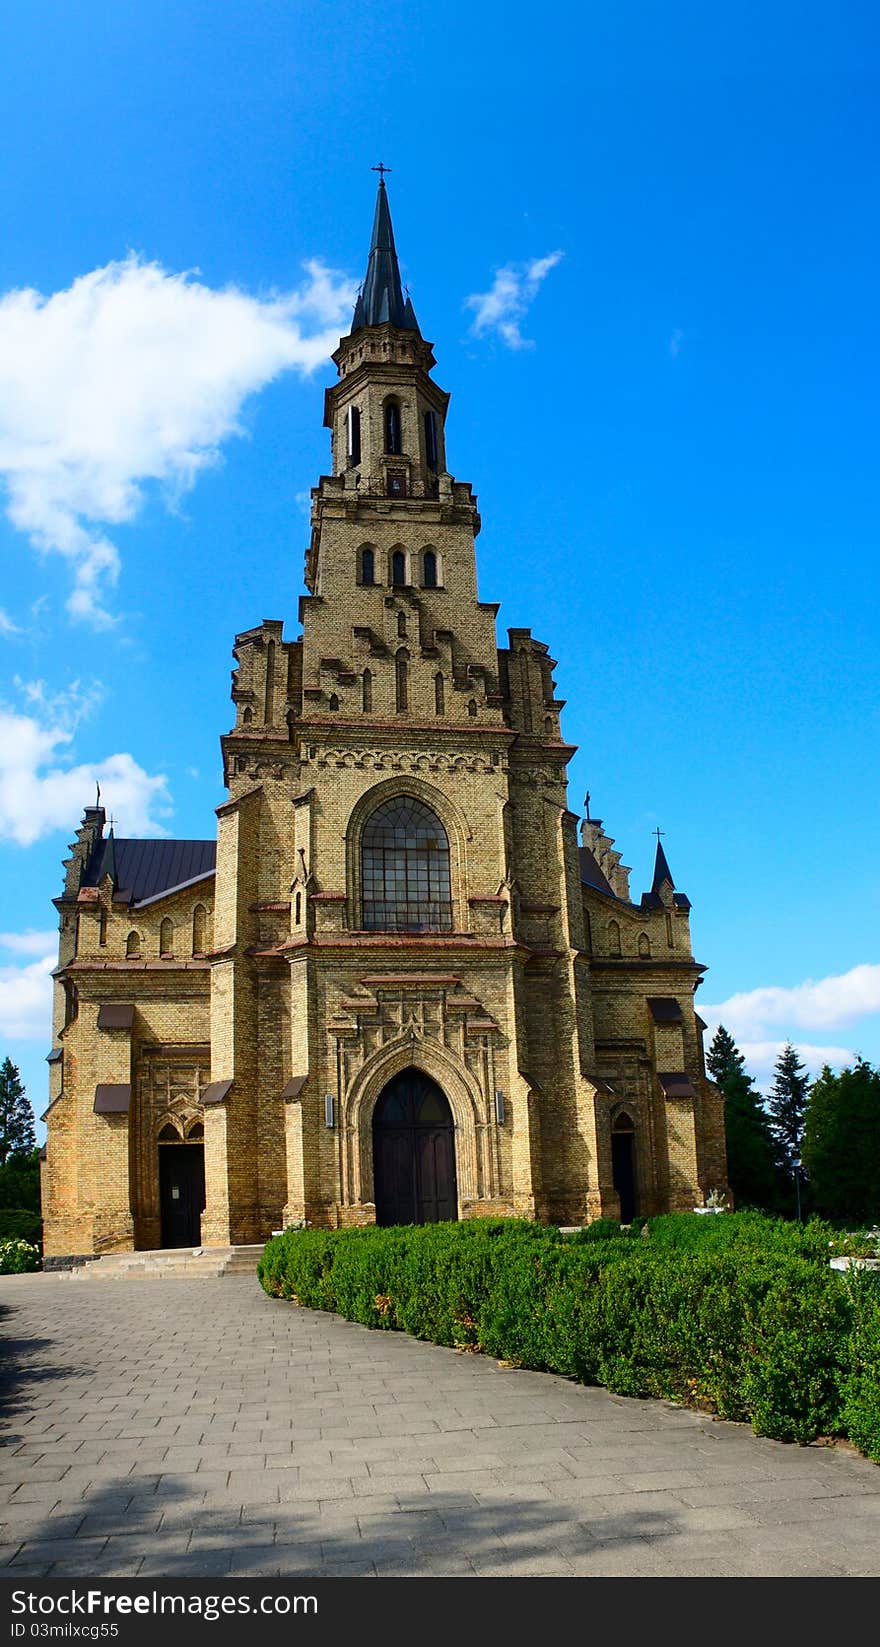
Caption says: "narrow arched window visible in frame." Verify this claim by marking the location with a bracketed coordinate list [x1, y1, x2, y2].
[362, 796, 453, 932]
[424, 409, 438, 469]
[423, 550, 438, 588]
[395, 650, 409, 713]
[361, 546, 375, 585]
[242, 705, 253, 725]
[608, 920, 621, 957]
[384, 399, 402, 454]
[362, 669, 373, 712]
[665, 912, 674, 948]
[192, 904, 207, 955]
[329, 693, 339, 711]
[467, 698, 477, 718]
[397, 612, 407, 638]
[638, 932, 651, 958]
[434, 673, 445, 716]
[264, 638, 276, 725]
[159, 917, 174, 957]
[391, 550, 406, 586]
[346, 404, 361, 466]
[295, 891, 302, 925]
[99, 908, 107, 948]
[126, 930, 140, 958]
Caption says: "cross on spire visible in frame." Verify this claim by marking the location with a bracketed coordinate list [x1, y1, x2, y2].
[653, 826, 665, 842]
[371, 162, 392, 182]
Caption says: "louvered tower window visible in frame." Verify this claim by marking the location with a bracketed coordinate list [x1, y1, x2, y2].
[361, 797, 453, 932]
[384, 399, 402, 454]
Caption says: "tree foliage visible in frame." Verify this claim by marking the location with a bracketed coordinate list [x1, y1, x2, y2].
[707, 1025, 787, 1212]
[767, 1042, 810, 1170]
[802, 1059, 880, 1224]
[0, 1058, 35, 1166]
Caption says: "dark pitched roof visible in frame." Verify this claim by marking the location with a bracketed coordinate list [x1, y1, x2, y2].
[578, 846, 616, 898]
[351, 179, 420, 334]
[83, 837, 216, 906]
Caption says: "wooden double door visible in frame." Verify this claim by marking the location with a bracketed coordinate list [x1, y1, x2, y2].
[372, 1070, 458, 1226]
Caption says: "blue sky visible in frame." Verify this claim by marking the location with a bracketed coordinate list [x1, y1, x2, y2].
[1, 1, 878, 1132]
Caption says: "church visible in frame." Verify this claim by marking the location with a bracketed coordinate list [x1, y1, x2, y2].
[42, 180, 728, 1261]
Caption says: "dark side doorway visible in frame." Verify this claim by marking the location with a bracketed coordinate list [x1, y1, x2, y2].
[611, 1115, 637, 1225]
[159, 1143, 205, 1247]
[372, 1068, 458, 1226]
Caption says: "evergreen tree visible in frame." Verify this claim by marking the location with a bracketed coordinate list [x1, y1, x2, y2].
[0, 1058, 36, 1165]
[707, 1025, 786, 1211]
[767, 1042, 810, 1170]
[802, 1059, 880, 1224]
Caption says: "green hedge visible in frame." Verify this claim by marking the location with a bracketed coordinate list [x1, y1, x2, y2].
[258, 1215, 880, 1460]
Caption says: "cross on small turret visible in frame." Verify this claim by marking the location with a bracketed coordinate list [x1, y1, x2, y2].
[371, 162, 392, 181]
[653, 827, 666, 842]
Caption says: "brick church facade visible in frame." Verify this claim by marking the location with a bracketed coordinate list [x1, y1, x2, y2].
[42, 181, 728, 1260]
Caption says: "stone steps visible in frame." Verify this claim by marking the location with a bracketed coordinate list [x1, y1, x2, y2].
[71, 1244, 265, 1279]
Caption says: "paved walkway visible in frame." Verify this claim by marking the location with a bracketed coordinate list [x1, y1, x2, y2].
[1, 1273, 878, 1577]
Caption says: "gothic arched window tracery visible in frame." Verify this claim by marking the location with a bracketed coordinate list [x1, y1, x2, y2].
[361, 796, 452, 933]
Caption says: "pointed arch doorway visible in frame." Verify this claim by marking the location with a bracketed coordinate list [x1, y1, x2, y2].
[611, 1112, 637, 1224]
[372, 1069, 458, 1225]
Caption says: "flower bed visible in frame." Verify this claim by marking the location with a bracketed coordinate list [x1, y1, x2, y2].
[0, 1237, 42, 1275]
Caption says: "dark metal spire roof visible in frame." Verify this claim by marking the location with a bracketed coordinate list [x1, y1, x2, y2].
[351, 179, 420, 335]
[652, 839, 675, 891]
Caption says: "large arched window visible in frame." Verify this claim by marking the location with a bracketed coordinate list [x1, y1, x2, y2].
[361, 796, 453, 932]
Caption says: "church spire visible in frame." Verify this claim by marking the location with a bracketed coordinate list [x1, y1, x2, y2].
[652, 834, 674, 892]
[351, 172, 420, 334]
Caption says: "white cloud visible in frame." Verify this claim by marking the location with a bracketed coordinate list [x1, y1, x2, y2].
[0, 609, 20, 636]
[0, 930, 57, 957]
[0, 690, 170, 846]
[669, 328, 684, 358]
[465, 251, 563, 350]
[0, 943, 55, 1041]
[0, 254, 357, 627]
[701, 964, 880, 1041]
[699, 962, 880, 1089]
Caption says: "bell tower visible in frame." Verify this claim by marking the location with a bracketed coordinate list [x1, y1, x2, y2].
[321, 173, 449, 502]
[299, 173, 503, 729]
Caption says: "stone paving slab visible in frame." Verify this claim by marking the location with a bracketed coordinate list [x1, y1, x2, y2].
[1, 1271, 878, 1578]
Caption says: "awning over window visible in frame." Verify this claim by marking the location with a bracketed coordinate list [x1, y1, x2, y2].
[201, 1079, 233, 1106]
[658, 1072, 695, 1099]
[647, 997, 683, 1024]
[97, 1003, 135, 1030]
[94, 1084, 132, 1114]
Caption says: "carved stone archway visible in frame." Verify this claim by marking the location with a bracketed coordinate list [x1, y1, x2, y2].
[341, 1031, 485, 1212]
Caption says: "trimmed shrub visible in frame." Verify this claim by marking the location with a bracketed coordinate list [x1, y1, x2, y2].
[258, 1214, 870, 1455]
[0, 1208, 42, 1245]
[841, 1270, 880, 1463]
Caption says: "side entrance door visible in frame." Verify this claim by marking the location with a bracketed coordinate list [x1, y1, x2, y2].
[159, 1144, 206, 1247]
